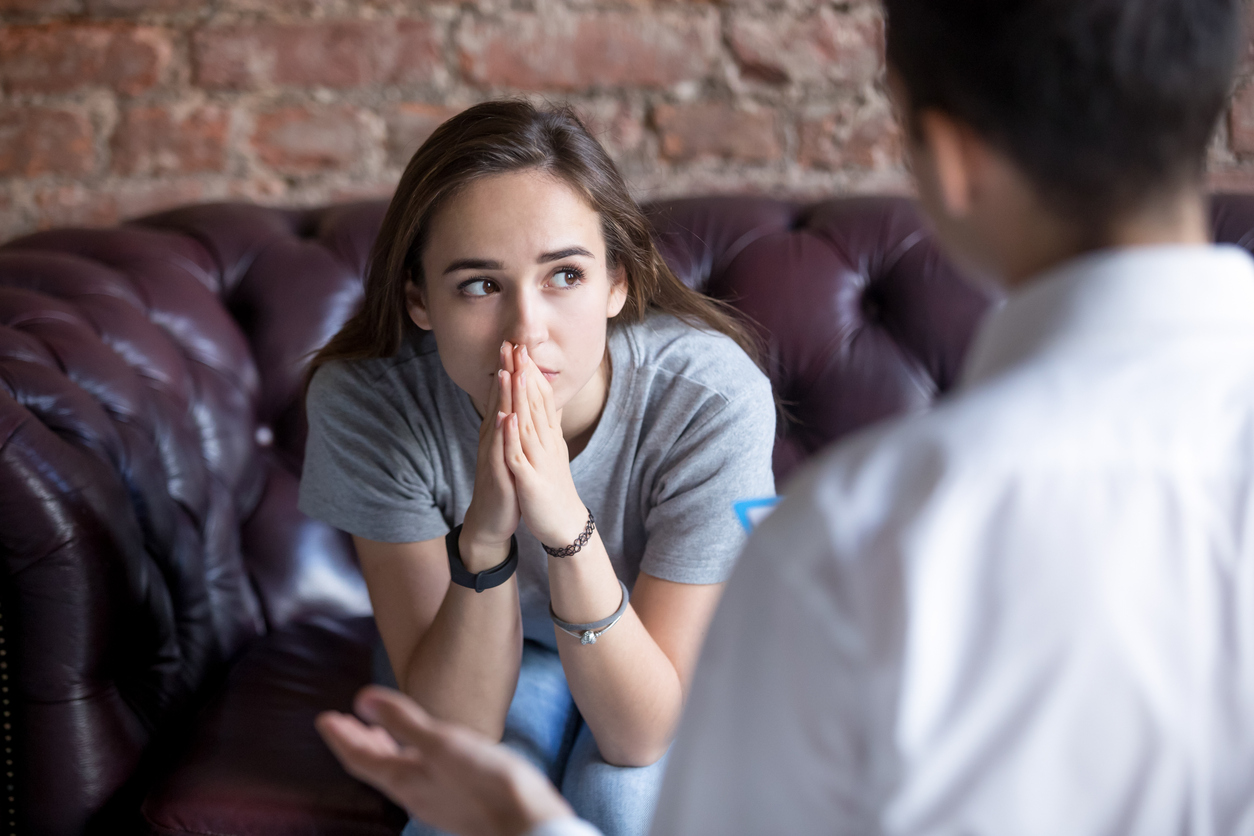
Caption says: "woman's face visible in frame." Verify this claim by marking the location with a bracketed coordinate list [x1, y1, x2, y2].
[410, 169, 628, 420]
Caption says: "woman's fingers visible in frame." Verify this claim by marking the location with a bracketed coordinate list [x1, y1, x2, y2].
[503, 412, 533, 480]
[479, 371, 509, 480]
[514, 344, 555, 441]
[512, 354, 536, 440]
[497, 368, 512, 418]
[514, 343, 559, 430]
[536, 363, 561, 431]
[490, 404, 512, 489]
[481, 368, 501, 438]
[525, 356, 550, 441]
[493, 341, 514, 423]
[515, 357, 551, 461]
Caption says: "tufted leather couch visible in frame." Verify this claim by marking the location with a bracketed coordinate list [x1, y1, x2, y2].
[2, 193, 1249, 835]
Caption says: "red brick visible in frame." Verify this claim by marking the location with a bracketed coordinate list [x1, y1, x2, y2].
[86, 0, 188, 13]
[217, 0, 326, 11]
[385, 102, 462, 167]
[653, 103, 781, 163]
[34, 178, 208, 230]
[0, 0, 78, 14]
[456, 12, 718, 91]
[1208, 166, 1254, 192]
[799, 107, 902, 171]
[566, 0, 717, 7]
[251, 104, 369, 174]
[1230, 84, 1254, 155]
[729, 8, 882, 87]
[112, 104, 230, 176]
[113, 178, 208, 219]
[0, 106, 94, 177]
[193, 19, 443, 91]
[329, 179, 400, 203]
[1242, 3, 1254, 76]
[574, 100, 646, 156]
[0, 190, 27, 246]
[0, 23, 171, 95]
[34, 184, 119, 229]
[226, 174, 286, 201]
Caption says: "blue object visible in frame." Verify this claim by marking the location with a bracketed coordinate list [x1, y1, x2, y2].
[733, 496, 781, 533]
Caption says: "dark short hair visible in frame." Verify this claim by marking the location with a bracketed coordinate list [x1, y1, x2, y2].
[885, 0, 1244, 226]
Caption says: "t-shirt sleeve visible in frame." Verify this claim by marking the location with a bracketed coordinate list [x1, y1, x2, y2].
[639, 374, 776, 585]
[298, 362, 451, 544]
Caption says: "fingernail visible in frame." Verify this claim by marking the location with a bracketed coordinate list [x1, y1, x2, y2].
[501, 340, 509, 353]
[521, 345, 529, 362]
[520, 370, 526, 385]
[496, 411, 506, 427]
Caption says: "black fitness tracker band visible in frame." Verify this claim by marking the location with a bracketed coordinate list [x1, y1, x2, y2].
[446, 524, 519, 592]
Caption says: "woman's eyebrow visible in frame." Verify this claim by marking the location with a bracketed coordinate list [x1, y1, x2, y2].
[538, 247, 594, 263]
[443, 258, 504, 275]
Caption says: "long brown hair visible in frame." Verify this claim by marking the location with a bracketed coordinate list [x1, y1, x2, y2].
[308, 100, 759, 380]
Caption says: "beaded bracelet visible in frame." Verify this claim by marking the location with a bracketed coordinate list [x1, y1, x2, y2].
[542, 509, 596, 557]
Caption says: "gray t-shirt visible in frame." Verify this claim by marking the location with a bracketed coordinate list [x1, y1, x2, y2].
[299, 313, 776, 648]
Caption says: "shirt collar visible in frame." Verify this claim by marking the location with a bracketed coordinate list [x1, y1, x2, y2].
[958, 244, 1254, 389]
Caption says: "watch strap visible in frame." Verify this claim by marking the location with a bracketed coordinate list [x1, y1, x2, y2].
[446, 524, 518, 592]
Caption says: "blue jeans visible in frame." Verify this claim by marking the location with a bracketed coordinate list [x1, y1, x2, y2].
[393, 641, 668, 836]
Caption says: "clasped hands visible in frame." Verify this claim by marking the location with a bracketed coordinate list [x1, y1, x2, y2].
[460, 340, 587, 569]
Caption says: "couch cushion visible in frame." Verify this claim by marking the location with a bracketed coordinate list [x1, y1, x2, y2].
[644, 195, 994, 481]
[142, 616, 407, 836]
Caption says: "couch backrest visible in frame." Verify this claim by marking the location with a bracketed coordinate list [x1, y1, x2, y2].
[644, 196, 994, 478]
[0, 224, 270, 833]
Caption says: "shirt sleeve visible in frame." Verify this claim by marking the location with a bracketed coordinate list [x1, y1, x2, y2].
[298, 361, 451, 543]
[649, 462, 901, 834]
[639, 376, 776, 585]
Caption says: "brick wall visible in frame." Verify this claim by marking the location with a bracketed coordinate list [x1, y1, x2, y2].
[0, 0, 1251, 242]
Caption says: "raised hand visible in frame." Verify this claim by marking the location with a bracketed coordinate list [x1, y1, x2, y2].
[459, 341, 523, 568]
[501, 343, 589, 550]
[315, 686, 571, 836]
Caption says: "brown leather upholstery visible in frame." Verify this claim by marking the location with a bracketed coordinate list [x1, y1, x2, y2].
[2, 194, 1246, 834]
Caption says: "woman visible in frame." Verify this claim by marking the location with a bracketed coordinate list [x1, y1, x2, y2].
[299, 100, 775, 836]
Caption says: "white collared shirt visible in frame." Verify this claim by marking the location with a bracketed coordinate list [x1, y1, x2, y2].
[649, 245, 1254, 835]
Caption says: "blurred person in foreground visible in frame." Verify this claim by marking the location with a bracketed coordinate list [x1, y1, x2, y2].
[317, 0, 1254, 832]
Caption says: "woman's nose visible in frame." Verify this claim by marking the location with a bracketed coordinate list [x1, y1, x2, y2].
[504, 288, 547, 348]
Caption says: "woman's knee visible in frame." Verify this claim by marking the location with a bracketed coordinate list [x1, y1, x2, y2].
[560, 725, 669, 836]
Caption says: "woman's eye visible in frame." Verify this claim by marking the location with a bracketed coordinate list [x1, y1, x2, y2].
[551, 268, 584, 289]
[459, 279, 496, 297]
